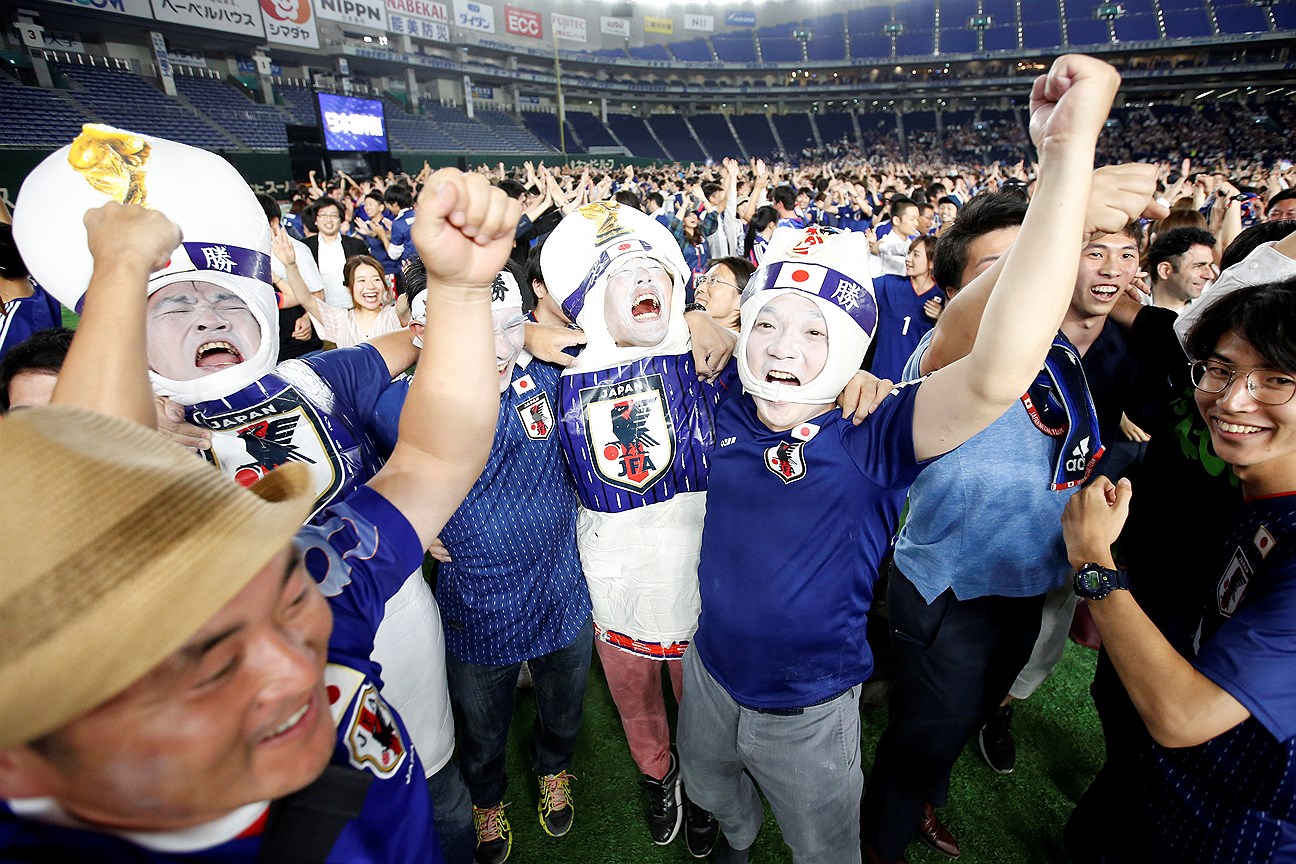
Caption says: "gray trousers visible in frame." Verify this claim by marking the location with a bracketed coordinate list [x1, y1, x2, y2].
[1009, 584, 1079, 700]
[678, 648, 863, 864]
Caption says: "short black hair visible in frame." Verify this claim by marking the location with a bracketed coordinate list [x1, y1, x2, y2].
[1267, 188, 1296, 215]
[646, 191, 664, 209]
[1148, 227, 1217, 282]
[0, 223, 29, 281]
[931, 188, 1028, 291]
[253, 192, 280, 225]
[702, 183, 722, 200]
[890, 197, 918, 220]
[384, 184, 414, 210]
[526, 233, 547, 293]
[706, 256, 757, 293]
[496, 179, 526, 200]
[614, 188, 642, 211]
[403, 256, 427, 305]
[1185, 275, 1296, 373]
[772, 185, 797, 211]
[1221, 221, 1296, 272]
[0, 327, 74, 412]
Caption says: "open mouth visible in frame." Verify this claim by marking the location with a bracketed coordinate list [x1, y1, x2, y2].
[360, 290, 381, 305]
[766, 370, 801, 387]
[260, 696, 314, 746]
[497, 360, 511, 376]
[1089, 283, 1119, 301]
[631, 292, 661, 322]
[195, 340, 245, 370]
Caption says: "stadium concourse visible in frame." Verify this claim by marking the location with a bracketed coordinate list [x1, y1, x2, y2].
[2, 3, 1296, 864]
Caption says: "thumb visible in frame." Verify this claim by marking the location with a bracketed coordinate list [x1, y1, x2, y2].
[1112, 477, 1134, 519]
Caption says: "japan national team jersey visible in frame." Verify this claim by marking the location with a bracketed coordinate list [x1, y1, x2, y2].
[0, 487, 440, 863]
[0, 285, 62, 363]
[869, 274, 942, 382]
[692, 383, 927, 709]
[373, 358, 592, 665]
[1132, 492, 1296, 864]
[558, 352, 719, 514]
[187, 345, 391, 520]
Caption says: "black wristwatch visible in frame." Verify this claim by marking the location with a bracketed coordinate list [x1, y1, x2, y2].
[1073, 563, 1130, 600]
[684, 302, 708, 315]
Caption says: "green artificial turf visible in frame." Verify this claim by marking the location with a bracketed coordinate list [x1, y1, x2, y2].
[494, 641, 1103, 863]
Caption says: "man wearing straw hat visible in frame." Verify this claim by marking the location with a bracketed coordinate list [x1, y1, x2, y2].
[0, 169, 518, 861]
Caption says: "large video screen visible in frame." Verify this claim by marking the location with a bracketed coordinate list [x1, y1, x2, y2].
[317, 93, 388, 153]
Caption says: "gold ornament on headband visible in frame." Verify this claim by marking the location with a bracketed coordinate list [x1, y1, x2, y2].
[67, 125, 152, 206]
[578, 201, 632, 247]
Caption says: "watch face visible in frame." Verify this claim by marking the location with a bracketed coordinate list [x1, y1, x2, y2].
[1081, 570, 1105, 593]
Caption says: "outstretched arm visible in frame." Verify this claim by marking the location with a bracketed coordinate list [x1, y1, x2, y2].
[367, 171, 520, 550]
[912, 54, 1120, 461]
[51, 203, 181, 428]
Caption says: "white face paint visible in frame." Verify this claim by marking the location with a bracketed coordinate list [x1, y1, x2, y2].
[744, 293, 831, 431]
[493, 307, 527, 392]
[602, 255, 673, 348]
[146, 281, 262, 382]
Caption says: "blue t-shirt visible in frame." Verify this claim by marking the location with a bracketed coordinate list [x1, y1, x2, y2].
[0, 285, 63, 363]
[558, 353, 720, 515]
[188, 345, 391, 520]
[373, 359, 592, 665]
[869, 274, 942, 382]
[1131, 492, 1296, 864]
[387, 209, 418, 268]
[893, 330, 1079, 602]
[0, 487, 440, 863]
[692, 383, 926, 709]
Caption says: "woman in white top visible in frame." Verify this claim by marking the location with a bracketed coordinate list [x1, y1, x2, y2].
[275, 226, 409, 348]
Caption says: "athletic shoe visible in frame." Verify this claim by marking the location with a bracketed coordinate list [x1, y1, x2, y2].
[978, 703, 1016, 774]
[683, 791, 719, 858]
[472, 802, 512, 864]
[537, 771, 575, 838]
[638, 750, 683, 845]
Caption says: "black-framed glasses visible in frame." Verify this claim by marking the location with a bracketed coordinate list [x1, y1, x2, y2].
[1189, 360, 1296, 406]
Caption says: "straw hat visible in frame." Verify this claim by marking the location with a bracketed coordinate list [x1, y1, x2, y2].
[0, 406, 314, 747]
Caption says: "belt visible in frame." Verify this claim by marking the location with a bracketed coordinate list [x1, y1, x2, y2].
[738, 685, 855, 717]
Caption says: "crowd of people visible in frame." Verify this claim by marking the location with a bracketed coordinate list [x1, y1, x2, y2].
[1, 53, 1296, 864]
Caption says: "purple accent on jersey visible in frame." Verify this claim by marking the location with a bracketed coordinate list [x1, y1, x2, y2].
[562, 238, 656, 323]
[558, 353, 719, 514]
[747, 260, 879, 335]
[180, 242, 272, 284]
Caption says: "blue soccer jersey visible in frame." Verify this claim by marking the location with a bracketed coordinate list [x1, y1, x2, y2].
[373, 359, 591, 665]
[558, 353, 720, 515]
[0, 487, 440, 863]
[0, 285, 63, 363]
[692, 383, 927, 709]
[386, 209, 418, 269]
[1133, 492, 1296, 864]
[869, 274, 942, 382]
[187, 345, 392, 520]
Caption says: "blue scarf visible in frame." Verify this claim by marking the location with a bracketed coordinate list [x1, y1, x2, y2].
[1020, 334, 1104, 491]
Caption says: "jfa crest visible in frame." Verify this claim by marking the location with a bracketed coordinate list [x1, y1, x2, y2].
[343, 683, 407, 778]
[1216, 548, 1253, 617]
[764, 440, 807, 484]
[516, 391, 555, 441]
[579, 374, 676, 493]
[196, 390, 342, 516]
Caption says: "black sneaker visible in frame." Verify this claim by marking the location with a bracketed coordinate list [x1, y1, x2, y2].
[683, 789, 719, 858]
[472, 802, 512, 864]
[978, 703, 1016, 775]
[638, 751, 683, 845]
[537, 771, 574, 838]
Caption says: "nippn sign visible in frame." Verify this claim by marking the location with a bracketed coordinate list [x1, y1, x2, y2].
[504, 4, 541, 37]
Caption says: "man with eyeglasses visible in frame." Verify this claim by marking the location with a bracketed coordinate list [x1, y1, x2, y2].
[305, 198, 367, 309]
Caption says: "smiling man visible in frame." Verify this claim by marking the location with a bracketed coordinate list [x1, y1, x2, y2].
[1148, 227, 1217, 315]
[0, 167, 517, 860]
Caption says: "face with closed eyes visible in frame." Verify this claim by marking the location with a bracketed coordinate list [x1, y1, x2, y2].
[146, 281, 262, 381]
[603, 255, 673, 348]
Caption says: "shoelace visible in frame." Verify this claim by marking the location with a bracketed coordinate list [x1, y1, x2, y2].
[640, 776, 675, 817]
[539, 772, 575, 812]
[473, 803, 510, 842]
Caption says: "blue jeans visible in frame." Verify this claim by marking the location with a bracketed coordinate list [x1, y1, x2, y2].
[427, 758, 475, 864]
[445, 616, 593, 806]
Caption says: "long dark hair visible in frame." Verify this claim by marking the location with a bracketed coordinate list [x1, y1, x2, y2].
[743, 206, 778, 259]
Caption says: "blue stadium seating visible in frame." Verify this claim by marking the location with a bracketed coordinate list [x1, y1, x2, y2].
[0, 72, 87, 147]
[773, 114, 816, 153]
[55, 63, 232, 150]
[174, 76, 288, 151]
[688, 113, 743, 159]
[1212, 0, 1273, 34]
[847, 5, 892, 34]
[729, 114, 779, 159]
[565, 110, 619, 149]
[814, 113, 855, 146]
[713, 35, 758, 63]
[943, 0, 980, 25]
[276, 85, 319, 126]
[760, 37, 804, 63]
[647, 114, 706, 162]
[941, 27, 980, 54]
[850, 34, 894, 59]
[807, 32, 847, 62]
[384, 99, 465, 151]
[1161, 0, 1214, 38]
[521, 111, 564, 151]
[1275, 2, 1296, 29]
[606, 114, 668, 160]
[858, 111, 898, 138]
[981, 0, 1020, 49]
[669, 39, 713, 62]
[1115, 0, 1163, 43]
[1022, 19, 1064, 48]
[628, 45, 670, 61]
[905, 111, 938, 132]
[1067, 15, 1112, 46]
